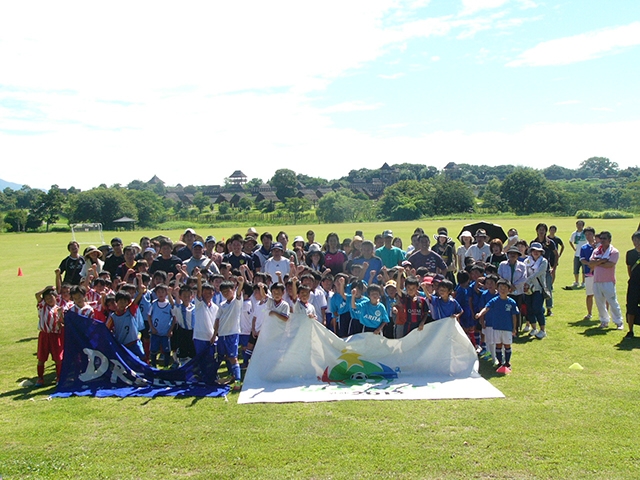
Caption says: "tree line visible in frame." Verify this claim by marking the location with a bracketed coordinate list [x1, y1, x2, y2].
[1, 157, 638, 232]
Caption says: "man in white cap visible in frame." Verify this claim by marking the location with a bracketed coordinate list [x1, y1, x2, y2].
[176, 228, 197, 261]
[466, 229, 491, 262]
[376, 229, 405, 268]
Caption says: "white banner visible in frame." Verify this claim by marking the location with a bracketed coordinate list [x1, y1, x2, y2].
[238, 314, 504, 404]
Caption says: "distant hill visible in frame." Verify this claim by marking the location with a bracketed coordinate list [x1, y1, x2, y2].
[0, 178, 23, 191]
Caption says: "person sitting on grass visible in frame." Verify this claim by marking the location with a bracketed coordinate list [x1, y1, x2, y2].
[35, 286, 64, 386]
[475, 279, 519, 372]
[148, 284, 176, 368]
[106, 278, 146, 361]
[214, 276, 245, 389]
[350, 284, 390, 335]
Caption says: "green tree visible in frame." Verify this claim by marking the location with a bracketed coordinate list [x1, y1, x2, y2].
[317, 191, 355, 223]
[238, 196, 254, 211]
[218, 202, 231, 215]
[378, 180, 435, 220]
[579, 157, 619, 178]
[270, 169, 298, 201]
[283, 197, 310, 224]
[4, 209, 28, 232]
[29, 185, 64, 232]
[69, 187, 136, 229]
[432, 178, 475, 215]
[192, 192, 211, 213]
[480, 178, 506, 213]
[246, 178, 263, 190]
[126, 190, 165, 227]
[499, 168, 549, 214]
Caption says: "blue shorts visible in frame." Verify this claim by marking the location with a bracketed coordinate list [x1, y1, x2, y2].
[125, 340, 145, 361]
[217, 334, 239, 359]
[150, 334, 170, 354]
[193, 339, 215, 357]
[239, 334, 251, 348]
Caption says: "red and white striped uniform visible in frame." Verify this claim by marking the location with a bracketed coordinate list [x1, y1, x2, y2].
[37, 300, 63, 333]
[66, 303, 95, 319]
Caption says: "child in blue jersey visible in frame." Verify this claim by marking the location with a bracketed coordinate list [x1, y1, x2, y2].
[214, 276, 245, 388]
[475, 279, 518, 371]
[454, 270, 475, 346]
[426, 280, 463, 322]
[148, 284, 176, 368]
[106, 282, 146, 361]
[350, 284, 389, 334]
[477, 274, 499, 362]
[331, 275, 353, 338]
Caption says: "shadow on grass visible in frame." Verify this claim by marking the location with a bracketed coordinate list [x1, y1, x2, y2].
[614, 335, 640, 351]
[15, 336, 38, 343]
[0, 373, 58, 401]
[579, 326, 621, 337]
[568, 318, 599, 328]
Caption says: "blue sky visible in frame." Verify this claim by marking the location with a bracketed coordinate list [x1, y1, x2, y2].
[1, 0, 639, 190]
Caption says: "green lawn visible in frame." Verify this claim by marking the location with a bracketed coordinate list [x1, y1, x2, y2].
[1, 217, 640, 479]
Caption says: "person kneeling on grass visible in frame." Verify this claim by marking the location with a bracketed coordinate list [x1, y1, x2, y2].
[476, 279, 518, 372]
[350, 284, 389, 334]
[214, 276, 245, 389]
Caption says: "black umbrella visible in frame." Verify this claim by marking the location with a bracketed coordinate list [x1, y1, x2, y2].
[457, 221, 507, 243]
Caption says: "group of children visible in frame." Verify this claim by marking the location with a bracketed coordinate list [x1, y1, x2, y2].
[36, 232, 526, 388]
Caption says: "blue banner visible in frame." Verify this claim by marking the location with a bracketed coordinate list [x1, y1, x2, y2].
[53, 311, 229, 398]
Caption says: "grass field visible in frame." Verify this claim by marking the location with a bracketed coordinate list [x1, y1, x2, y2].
[2, 217, 640, 479]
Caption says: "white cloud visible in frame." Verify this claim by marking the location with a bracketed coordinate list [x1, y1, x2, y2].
[321, 101, 383, 113]
[431, 55, 441, 61]
[507, 21, 640, 67]
[378, 73, 406, 79]
[591, 107, 613, 112]
[460, 0, 509, 16]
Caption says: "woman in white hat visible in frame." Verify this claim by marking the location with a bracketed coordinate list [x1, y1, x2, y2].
[457, 231, 474, 272]
[523, 242, 549, 339]
[80, 245, 104, 281]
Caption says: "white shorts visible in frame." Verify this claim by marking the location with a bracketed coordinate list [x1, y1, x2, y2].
[482, 326, 494, 344]
[493, 330, 513, 345]
[585, 276, 594, 296]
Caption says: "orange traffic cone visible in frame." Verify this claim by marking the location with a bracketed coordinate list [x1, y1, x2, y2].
[18, 267, 23, 276]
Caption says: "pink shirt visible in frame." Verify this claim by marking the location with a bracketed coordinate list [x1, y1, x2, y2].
[591, 246, 618, 283]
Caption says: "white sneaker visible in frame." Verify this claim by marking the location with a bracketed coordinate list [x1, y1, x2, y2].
[535, 330, 547, 339]
[599, 322, 609, 329]
[522, 325, 531, 333]
[529, 328, 538, 337]
[583, 314, 592, 320]
[580, 283, 585, 288]
[571, 282, 579, 288]
[616, 323, 624, 330]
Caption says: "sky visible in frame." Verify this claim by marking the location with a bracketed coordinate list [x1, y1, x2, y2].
[1, 0, 640, 190]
